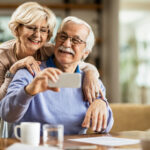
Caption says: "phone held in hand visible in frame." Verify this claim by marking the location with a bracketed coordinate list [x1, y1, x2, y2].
[48, 73, 81, 88]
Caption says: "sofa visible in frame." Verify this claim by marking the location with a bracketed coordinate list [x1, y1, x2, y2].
[110, 103, 150, 132]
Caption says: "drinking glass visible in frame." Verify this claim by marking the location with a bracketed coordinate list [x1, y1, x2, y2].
[43, 124, 64, 149]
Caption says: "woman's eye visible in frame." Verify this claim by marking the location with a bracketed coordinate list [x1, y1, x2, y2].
[27, 26, 35, 30]
[40, 29, 47, 33]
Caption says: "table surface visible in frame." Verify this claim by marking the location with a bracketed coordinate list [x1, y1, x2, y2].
[0, 131, 142, 150]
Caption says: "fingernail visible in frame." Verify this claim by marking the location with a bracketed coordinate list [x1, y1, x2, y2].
[52, 78, 57, 83]
[56, 76, 60, 80]
[92, 126, 96, 131]
[98, 128, 101, 132]
[84, 124, 89, 128]
[101, 128, 105, 132]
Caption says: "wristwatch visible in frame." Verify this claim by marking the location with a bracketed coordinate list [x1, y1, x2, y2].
[5, 70, 14, 78]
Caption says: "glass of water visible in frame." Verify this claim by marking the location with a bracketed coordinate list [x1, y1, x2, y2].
[43, 124, 64, 149]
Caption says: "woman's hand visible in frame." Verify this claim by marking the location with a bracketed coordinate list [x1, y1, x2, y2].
[10, 56, 41, 76]
[83, 71, 104, 104]
[25, 68, 62, 95]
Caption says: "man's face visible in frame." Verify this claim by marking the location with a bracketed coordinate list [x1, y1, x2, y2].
[54, 21, 89, 66]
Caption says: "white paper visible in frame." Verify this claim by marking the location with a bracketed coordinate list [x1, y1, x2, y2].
[69, 136, 140, 146]
[109, 148, 142, 150]
[6, 143, 58, 150]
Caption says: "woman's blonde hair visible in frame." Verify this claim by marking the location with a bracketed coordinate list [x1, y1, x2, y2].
[9, 2, 56, 41]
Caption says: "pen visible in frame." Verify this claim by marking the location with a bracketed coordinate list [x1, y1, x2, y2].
[65, 145, 97, 150]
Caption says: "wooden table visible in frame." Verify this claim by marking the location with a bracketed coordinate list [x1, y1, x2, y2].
[0, 132, 142, 150]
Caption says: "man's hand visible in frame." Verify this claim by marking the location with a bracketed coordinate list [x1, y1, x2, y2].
[82, 99, 107, 132]
[25, 68, 62, 95]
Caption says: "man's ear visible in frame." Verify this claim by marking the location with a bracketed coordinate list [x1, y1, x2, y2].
[82, 50, 90, 60]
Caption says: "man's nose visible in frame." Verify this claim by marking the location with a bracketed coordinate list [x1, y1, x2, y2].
[62, 38, 72, 47]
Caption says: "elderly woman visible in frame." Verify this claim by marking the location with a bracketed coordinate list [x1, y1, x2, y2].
[0, 2, 102, 137]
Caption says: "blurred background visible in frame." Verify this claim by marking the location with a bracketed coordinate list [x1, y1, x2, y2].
[0, 0, 150, 104]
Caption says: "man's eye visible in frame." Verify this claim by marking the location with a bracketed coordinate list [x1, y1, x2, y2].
[60, 35, 67, 40]
[72, 38, 80, 44]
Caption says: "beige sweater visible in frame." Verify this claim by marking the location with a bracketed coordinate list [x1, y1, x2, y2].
[0, 39, 99, 100]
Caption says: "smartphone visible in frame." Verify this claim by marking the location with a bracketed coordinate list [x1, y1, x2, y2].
[48, 73, 81, 88]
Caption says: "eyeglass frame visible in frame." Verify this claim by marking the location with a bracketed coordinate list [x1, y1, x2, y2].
[57, 32, 86, 45]
[21, 24, 49, 35]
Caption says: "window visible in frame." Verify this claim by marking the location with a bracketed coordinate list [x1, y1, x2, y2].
[119, 9, 150, 103]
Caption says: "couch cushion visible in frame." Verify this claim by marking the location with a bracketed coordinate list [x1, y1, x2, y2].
[110, 103, 150, 132]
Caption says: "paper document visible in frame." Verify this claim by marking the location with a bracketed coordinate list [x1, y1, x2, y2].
[109, 148, 142, 150]
[69, 136, 140, 146]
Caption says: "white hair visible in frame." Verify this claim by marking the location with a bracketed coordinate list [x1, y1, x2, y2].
[58, 16, 95, 53]
[9, 2, 56, 41]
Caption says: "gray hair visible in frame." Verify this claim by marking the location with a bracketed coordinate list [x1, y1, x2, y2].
[58, 16, 95, 53]
[9, 2, 56, 41]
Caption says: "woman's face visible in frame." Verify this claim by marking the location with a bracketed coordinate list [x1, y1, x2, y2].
[17, 19, 49, 54]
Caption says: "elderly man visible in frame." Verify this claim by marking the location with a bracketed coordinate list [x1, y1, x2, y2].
[0, 16, 113, 135]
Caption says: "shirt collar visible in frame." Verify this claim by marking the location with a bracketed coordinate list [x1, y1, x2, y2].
[46, 55, 81, 73]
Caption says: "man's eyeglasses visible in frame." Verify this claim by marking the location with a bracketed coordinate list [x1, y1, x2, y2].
[58, 32, 86, 45]
[23, 25, 49, 35]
